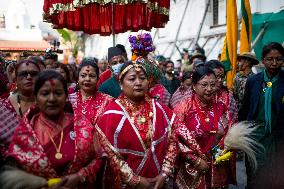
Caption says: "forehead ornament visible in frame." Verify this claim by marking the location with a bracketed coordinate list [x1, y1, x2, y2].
[119, 63, 146, 81]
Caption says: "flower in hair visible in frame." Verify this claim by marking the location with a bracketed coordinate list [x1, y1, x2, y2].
[129, 33, 155, 61]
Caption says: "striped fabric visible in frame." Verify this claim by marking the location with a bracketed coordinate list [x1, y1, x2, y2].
[220, 0, 238, 89]
[240, 0, 252, 53]
[170, 87, 192, 109]
[0, 98, 21, 156]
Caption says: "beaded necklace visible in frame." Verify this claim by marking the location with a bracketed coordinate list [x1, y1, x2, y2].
[194, 94, 219, 134]
[118, 95, 154, 148]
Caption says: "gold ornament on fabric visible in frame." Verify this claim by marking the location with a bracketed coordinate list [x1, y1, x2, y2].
[46, 126, 64, 160]
[205, 118, 210, 123]
[55, 152, 63, 159]
[138, 116, 146, 124]
[47, 0, 169, 16]
[266, 82, 272, 88]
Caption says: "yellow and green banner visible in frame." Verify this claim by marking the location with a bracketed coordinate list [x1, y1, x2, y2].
[220, 0, 238, 90]
[240, 0, 252, 53]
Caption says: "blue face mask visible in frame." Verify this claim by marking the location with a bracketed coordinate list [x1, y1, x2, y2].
[112, 63, 124, 75]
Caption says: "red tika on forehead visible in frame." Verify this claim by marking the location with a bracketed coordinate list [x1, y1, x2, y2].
[48, 79, 55, 86]
[85, 66, 91, 72]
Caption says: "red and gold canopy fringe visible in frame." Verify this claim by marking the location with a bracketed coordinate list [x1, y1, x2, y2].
[43, 0, 170, 35]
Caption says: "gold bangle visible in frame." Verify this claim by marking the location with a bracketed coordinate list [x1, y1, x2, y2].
[194, 158, 201, 168]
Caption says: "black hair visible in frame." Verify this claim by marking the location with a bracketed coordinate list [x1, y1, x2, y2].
[206, 59, 225, 71]
[15, 59, 40, 76]
[34, 70, 67, 96]
[181, 71, 193, 82]
[119, 61, 147, 82]
[165, 60, 174, 66]
[93, 57, 98, 64]
[262, 42, 284, 59]
[192, 66, 216, 84]
[55, 62, 71, 83]
[66, 64, 77, 82]
[28, 56, 46, 69]
[77, 58, 99, 80]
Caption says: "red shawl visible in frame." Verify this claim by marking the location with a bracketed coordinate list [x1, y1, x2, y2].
[96, 96, 203, 188]
[149, 84, 171, 106]
[96, 69, 112, 88]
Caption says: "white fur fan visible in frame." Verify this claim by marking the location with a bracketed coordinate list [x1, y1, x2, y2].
[224, 121, 265, 171]
[0, 166, 47, 189]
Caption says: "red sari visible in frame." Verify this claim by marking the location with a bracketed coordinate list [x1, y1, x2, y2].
[96, 95, 204, 188]
[174, 94, 237, 188]
[69, 90, 114, 125]
[8, 107, 102, 187]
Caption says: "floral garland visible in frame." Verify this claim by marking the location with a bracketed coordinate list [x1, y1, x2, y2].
[129, 33, 155, 61]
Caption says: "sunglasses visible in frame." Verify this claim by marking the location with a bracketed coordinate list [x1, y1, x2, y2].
[17, 71, 39, 78]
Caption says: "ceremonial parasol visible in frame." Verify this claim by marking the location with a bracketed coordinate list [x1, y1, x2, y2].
[43, 0, 170, 41]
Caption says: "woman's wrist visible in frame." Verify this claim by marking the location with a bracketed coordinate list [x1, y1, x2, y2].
[129, 175, 141, 187]
[76, 172, 86, 183]
[194, 157, 201, 168]
[161, 172, 169, 182]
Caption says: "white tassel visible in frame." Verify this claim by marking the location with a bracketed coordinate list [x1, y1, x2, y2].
[0, 167, 47, 189]
[224, 121, 265, 171]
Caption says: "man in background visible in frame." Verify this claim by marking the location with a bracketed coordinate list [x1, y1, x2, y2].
[233, 52, 259, 109]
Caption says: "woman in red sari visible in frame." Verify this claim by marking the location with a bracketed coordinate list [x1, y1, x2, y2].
[174, 66, 237, 188]
[5, 70, 102, 188]
[0, 59, 40, 158]
[69, 59, 113, 126]
[96, 61, 207, 189]
[170, 71, 193, 109]
[206, 60, 238, 123]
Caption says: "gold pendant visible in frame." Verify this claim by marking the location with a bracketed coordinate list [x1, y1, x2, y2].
[137, 116, 146, 124]
[140, 116, 146, 123]
[55, 152, 62, 159]
[267, 82, 272, 87]
[205, 118, 210, 123]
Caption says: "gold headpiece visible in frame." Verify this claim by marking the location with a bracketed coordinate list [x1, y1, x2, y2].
[119, 63, 146, 81]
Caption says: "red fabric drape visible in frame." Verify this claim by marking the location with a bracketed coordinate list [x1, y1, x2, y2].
[43, 0, 169, 35]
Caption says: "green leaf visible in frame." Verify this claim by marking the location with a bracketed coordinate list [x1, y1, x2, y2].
[57, 29, 72, 42]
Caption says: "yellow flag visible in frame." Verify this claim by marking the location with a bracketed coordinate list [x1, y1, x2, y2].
[240, 0, 252, 53]
[220, 0, 238, 89]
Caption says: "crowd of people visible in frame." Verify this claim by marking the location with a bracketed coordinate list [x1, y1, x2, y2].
[0, 35, 284, 189]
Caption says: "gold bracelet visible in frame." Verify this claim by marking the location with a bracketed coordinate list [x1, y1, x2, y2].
[194, 158, 201, 168]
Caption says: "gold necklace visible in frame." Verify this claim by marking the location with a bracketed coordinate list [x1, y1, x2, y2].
[46, 127, 64, 160]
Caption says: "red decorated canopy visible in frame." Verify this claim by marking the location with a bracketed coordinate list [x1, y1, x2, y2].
[43, 0, 170, 36]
